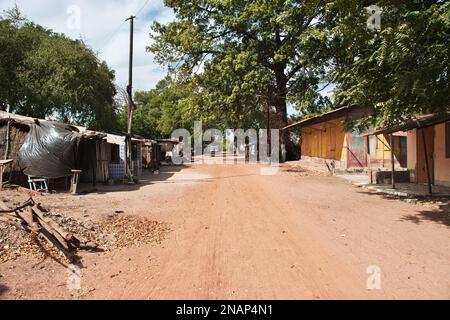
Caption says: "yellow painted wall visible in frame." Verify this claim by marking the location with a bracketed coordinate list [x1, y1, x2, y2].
[301, 118, 395, 165]
[368, 133, 408, 169]
[434, 122, 450, 186]
[300, 117, 408, 170]
[374, 135, 392, 162]
[301, 117, 347, 161]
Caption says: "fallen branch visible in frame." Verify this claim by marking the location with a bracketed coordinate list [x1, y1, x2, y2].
[15, 207, 40, 233]
[0, 197, 101, 262]
[34, 205, 76, 243]
[0, 198, 35, 214]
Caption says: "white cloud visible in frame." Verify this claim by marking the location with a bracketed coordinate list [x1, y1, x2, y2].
[0, 0, 176, 91]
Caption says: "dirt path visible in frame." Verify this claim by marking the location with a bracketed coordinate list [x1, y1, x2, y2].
[1, 163, 449, 299]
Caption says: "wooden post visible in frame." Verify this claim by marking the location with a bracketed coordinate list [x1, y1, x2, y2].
[366, 135, 373, 184]
[256, 135, 260, 162]
[4, 120, 10, 160]
[126, 16, 136, 182]
[267, 101, 271, 159]
[390, 134, 395, 189]
[420, 128, 433, 195]
[0, 164, 3, 191]
[93, 141, 97, 187]
[245, 144, 250, 163]
[71, 170, 82, 195]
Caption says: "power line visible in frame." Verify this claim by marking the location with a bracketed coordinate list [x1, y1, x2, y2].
[135, 0, 151, 18]
[99, 20, 126, 51]
[98, 0, 151, 51]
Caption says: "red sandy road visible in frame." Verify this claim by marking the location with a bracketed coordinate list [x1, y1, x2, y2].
[1, 163, 449, 299]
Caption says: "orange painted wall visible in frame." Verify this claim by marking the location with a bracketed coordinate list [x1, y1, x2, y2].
[434, 122, 450, 186]
[407, 123, 450, 187]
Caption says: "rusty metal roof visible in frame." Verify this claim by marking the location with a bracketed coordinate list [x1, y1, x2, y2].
[364, 112, 450, 136]
[282, 105, 371, 131]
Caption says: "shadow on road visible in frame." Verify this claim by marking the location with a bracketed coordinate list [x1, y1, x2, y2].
[77, 165, 186, 194]
[355, 189, 404, 201]
[356, 189, 450, 227]
[401, 202, 450, 227]
[0, 284, 10, 297]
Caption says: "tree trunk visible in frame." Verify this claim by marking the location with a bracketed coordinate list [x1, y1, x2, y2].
[272, 62, 296, 161]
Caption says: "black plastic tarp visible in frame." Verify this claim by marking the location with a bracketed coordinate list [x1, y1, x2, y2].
[18, 120, 80, 179]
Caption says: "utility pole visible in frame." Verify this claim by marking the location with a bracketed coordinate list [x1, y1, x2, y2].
[267, 99, 271, 158]
[126, 15, 136, 181]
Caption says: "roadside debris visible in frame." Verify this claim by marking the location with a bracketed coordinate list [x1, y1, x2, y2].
[0, 197, 171, 264]
[281, 163, 330, 177]
[98, 215, 170, 249]
[0, 197, 100, 263]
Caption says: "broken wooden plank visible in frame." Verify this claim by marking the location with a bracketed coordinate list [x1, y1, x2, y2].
[0, 198, 35, 214]
[33, 205, 71, 240]
[15, 207, 40, 233]
[31, 209, 71, 252]
[37, 227, 75, 262]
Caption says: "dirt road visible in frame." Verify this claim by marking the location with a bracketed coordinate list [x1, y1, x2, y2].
[1, 163, 449, 299]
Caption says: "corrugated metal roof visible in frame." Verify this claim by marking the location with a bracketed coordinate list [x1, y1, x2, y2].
[364, 112, 450, 136]
[0, 111, 110, 139]
[282, 105, 371, 131]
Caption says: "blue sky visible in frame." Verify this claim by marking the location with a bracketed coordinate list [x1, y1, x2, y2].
[0, 0, 335, 117]
[0, 0, 174, 92]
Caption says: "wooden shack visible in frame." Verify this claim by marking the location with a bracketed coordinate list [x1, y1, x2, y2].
[282, 105, 406, 171]
[366, 112, 450, 188]
[105, 133, 145, 180]
[76, 131, 109, 184]
[142, 139, 160, 171]
[0, 114, 30, 171]
[0, 111, 105, 186]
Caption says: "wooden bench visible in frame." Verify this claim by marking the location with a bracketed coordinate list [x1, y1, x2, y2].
[71, 170, 82, 195]
[27, 176, 49, 192]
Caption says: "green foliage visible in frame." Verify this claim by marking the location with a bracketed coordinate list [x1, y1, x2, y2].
[149, 0, 449, 132]
[329, 0, 450, 127]
[149, 0, 334, 130]
[0, 8, 118, 131]
[117, 76, 221, 138]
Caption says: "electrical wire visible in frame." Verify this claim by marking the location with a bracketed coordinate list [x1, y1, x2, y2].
[98, 0, 151, 51]
[135, 0, 151, 18]
[98, 20, 127, 51]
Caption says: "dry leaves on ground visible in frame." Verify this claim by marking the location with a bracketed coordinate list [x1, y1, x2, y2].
[0, 211, 171, 263]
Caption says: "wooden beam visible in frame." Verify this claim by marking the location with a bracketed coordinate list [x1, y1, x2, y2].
[0, 165, 3, 191]
[420, 128, 433, 195]
[366, 136, 373, 184]
[390, 134, 395, 189]
[4, 120, 10, 160]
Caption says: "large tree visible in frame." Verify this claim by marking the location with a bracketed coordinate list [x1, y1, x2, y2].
[0, 7, 118, 130]
[149, 0, 333, 156]
[118, 76, 231, 139]
[329, 0, 449, 127]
